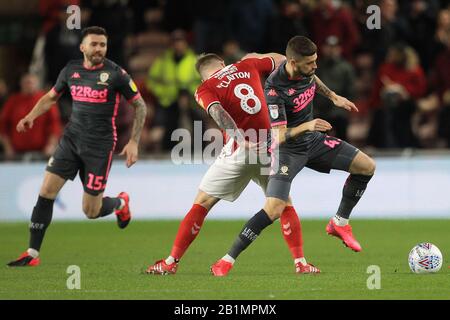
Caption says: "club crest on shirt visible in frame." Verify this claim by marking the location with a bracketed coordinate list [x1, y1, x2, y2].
[269, 104, 279, 119]
[47, 156, 54, 167]
[280, 165, 289, 175]
[97, 72, 109, 85]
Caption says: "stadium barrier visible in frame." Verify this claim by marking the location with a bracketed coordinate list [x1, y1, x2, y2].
[1, 156, 450, 221]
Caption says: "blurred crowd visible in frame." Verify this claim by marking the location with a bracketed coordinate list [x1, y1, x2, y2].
[1, 0, 450, 161]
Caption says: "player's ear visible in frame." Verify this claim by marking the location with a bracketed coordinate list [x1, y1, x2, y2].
[289, 58, 297, 68]
[79, 43, 84, 53]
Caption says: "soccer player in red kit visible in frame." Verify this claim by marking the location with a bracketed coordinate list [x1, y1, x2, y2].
[147, 53, 325, 275]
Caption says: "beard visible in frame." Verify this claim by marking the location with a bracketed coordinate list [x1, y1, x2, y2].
[87, 52, 105, 65]
[298, 68, 315, 78]
[291, 64, 315, 78]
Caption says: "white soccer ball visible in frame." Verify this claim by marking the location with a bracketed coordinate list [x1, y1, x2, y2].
[408, 243, 443, 274]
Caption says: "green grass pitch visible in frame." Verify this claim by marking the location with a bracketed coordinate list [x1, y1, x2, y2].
[0, 219, 449, 300]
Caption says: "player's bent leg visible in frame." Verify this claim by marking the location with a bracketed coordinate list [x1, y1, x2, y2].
[7, 172, 66, 267]
[211, 197, 284, 276]
[82, 192, 104, 219]
[328, 151, 376, 252]
[82, 191, 130, 228]
[147, 191, 219, 275]
[40, 171, 67, 199]
[348, 151, 376, 176]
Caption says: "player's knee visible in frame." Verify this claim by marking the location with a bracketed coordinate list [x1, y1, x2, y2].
[194, 191, 218, 211]
[264, 199, 286, 221]
[82, 204, 101, 219]
[351, 153, 376, 176]
[363, 157, 376, 176]
[39, 184, 59, 199]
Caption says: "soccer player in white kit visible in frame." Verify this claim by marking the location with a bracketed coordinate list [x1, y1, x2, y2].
[146, 53, 321, 275]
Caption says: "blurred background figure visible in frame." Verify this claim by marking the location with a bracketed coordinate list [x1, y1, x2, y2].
[222, 40, 246, 66]
[362, 0, 411, 68]
[367, 44, 427, 148]
[82, 0, 132, 69]
[1, 0, 450, 156]
[227, 0, 275, 52]
[267, 0, 310, 53]
[314, 35, 356, 141]
[0, 79, 8, 110]
[145, 30, 200, 151]
[309, 0, 360, 61]
[0, 73, 61, 160]
[433, 29, 450, 148]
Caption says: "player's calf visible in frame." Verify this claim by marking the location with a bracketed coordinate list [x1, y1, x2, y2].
[82, 193, 123, 220]
[83, 204, 102, 219]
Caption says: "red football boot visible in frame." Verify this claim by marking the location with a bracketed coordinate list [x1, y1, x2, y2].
[115, 192, 131, 229]
[296, 262, 321, 274]
[7, 252, 40, 267]
[210, 259, 233, 277]
[326, 218, 362, 252]
[146, 259, 178, 275]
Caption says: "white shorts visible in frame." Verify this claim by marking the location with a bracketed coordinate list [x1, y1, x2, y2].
[199, 139, 270, 202]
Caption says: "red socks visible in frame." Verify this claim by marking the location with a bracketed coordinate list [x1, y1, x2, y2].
[170, 204, 208, 260]
[169, 204, 303, 261]
[280, 206, 304, 259]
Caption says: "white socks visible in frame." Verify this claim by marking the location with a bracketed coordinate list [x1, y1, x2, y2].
[27, 248, 39, 258]
[118, 198, 125, 210]
[222, 254, 235, 265]
[333, 215, 349, 226]
[294, 257, 307, 266]
[165, 256, 177, 265]
[165, 254, 236, 266]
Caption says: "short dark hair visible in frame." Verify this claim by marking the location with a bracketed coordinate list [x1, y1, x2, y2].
[286, 36, 317, 60]
[195, 53, 224, 74]
[81, 26, 108, 41]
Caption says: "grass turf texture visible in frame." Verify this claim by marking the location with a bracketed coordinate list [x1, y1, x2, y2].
[1, 219, 449, 300]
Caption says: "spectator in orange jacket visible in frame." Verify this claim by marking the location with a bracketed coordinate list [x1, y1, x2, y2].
[0, 74, 62, 160]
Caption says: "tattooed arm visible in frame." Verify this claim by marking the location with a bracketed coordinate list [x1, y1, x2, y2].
[314, 75, 336, 100]
[314, 75, 359, 112]
[120, 96, 147, 167]
[208, 103, 248, 147]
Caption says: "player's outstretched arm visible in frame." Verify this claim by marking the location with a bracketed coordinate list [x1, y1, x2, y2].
[120, 96, 147, 168]
[208, 102, 250, 148]
[16, 89, 60, 133]
[242, 53, 286, 69]
[314, 75, 358, 112]
[273, 119, 333, 145]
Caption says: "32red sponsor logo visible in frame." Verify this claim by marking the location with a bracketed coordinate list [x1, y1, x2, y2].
[70, 85, 108, 103]
[292, 83, 316, 113]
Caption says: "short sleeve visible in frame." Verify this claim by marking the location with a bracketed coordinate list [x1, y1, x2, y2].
[242, 57, 275, 76]
[194, 85, 220, 114]
[52, 66, 68, 95]
[115, 68, 141, 102]
[265, 87, 287, 127]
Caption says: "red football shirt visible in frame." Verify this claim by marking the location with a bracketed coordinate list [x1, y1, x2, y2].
[0, 91, 62, 152]
[195, 57, 275, 144]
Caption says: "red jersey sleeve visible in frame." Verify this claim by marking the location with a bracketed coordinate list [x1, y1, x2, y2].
[194, 84, 220, 114]
[241, 57, 275, 76]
